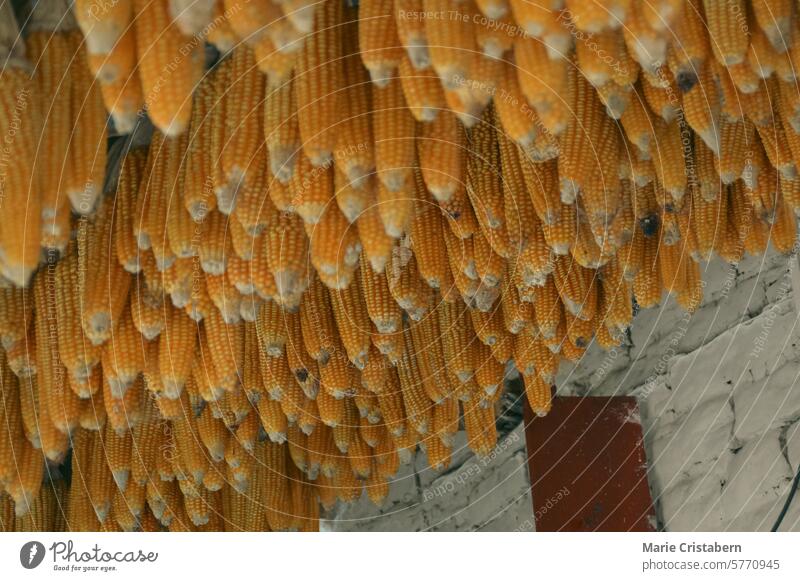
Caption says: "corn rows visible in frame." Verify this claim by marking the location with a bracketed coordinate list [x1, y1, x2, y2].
[3, 0, 800, 530]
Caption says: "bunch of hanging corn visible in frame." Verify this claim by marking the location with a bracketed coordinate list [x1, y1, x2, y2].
[2, 0, 800, 531]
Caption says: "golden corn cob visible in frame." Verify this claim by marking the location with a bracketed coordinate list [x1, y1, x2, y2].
[357, 190, 397, 273]
[409, 315, 449, 403]
[266, 210, 310, 308]
[316, 379, 346, 426]
[399, 55, 445, 122]
[474, 339, 506, 396]
[256, 299, 290, 358]
[533, 331, 559, 382]
[467, 107, 506, 232]
[298, 273, 336, 365]
[291, 153, 334, 225]
[55, 243, 100, 383]
[360, 0, 404, 86]
[309, 204, 362, 289]
[115, 148, 148, 273]
[523, 372, 552, 416]
[462, 399, 496, 456]
[235, 410, 260, 453]
[533, 276, 562, 339]
[633, 228, 663, 307]
[258, 395, 289, 443]
[330, 276, 372, 369]
[410, 191, 449, 288]
[34, 263, 80, 441]
[77, 373, 106, 429]
[295, 0, 342, 165]
[6, 328, 37, 381]
[387, 245, 431, 320]
[133, 0, 203, 136]
[264, 79, 301, 183]
[472, 228, 505, 287]
[770, 196, 797, 253]
[514, 35, 569, 135]
[259, 347, 292, 402]
[183, 74, 216, 222]
[692, 179, 729, 260]
[747, 32, 785, 85]
[221, 46, 266, 210]
[333, 397, 359, 453]
[440, 185, 480, 239]
[396, 330, 433, 434]
[703, 0, 750, 66]
[474, 10, 516, 56]
[143, 137, 180, 271]
[66, 36, 107, 216]
[93, 29, 145, 134]
[0, 353, 24, 485]
[159, 307, 197, 398]
[499, 276, 533, 335]
[205, 309, 245, 392]
[640, 72, 679, 123]
[0, 61, 37, 286]
[335, 168, 371, 227]
[377, 175, 416, 239]
[375, 367, 407, 436]
[542, 201, 578, 256]
[394, 0, 430, 69]
[105, 373, 145, 433]
[650, 118, 689, 203]
[251, 29, 296, 93]
[7, 438, 44, 518]
[492, 61, 536, 148]
[438, 298, 478, 383]
[103, 304, 145, 398]
[233, 162, 276, 239]
[519, 154, 561, 226]
[748, 0, 792, 51]
[423, 0, 476, 88]
[622, 4, 668, 73]
[105, 423, 132, 490]
[357, 280, 400, 357]
[27, 28, 72, 258]
[18, 374, 40, 449]
[576, 27, 636, 87]
[0, 287, 31, 351]
[373, 77, 417, 192]
[419, 110, 466, 202]
[131, 270, 165, 338]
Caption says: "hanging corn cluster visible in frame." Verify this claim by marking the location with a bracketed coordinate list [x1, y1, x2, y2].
[2, 0, 800, 531]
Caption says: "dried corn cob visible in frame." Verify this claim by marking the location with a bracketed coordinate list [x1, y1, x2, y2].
[373, 78, 417, 192]
[360, 0, 404, 86]
[133, 0, 203, 136]
[419, 110, 466, 202]
[295, 0, 342, 165]
[704, 0, 750, 66]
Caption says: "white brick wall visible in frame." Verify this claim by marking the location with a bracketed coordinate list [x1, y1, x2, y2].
[325, 249, 800, 531]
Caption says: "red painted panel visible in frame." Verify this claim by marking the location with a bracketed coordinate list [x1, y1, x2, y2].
[524, 396, 656, 531]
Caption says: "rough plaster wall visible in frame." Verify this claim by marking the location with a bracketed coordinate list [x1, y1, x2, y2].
[557, 249, 800, 531]
[326, 250, 800, 531]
